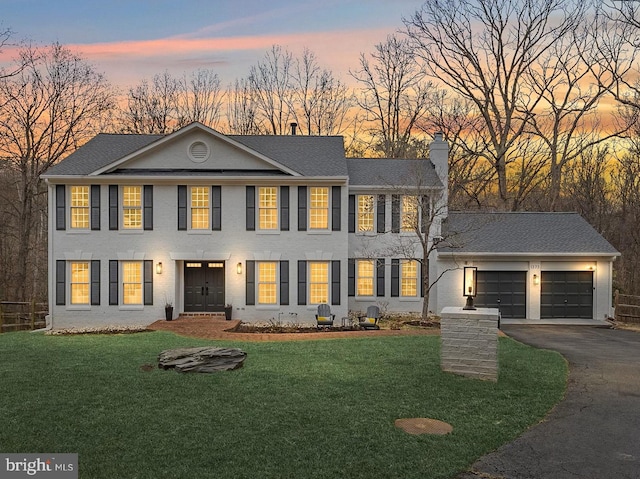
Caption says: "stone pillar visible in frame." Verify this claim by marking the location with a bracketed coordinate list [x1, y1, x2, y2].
[440, 306, 500, 381]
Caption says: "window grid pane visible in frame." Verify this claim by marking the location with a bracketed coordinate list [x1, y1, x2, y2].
[259, 187, 278, 230]
[309, 262, 329, 304]
[401, 260, 418, 297]
[357, 259, 374, 296]
[122, 261, 142, 305]
[70, 186, 89, 229]
[401, 196, 418, 232]
[123, 186, 142, 229]
[309, 187, 329, 229]
[191, 187, 210, 229]
[257, 262, 277, 304]
[357, 195, 374, 232]
[70, 262, 89, 304]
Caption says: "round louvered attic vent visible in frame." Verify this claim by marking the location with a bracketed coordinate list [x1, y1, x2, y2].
[188, 141, 210, 163]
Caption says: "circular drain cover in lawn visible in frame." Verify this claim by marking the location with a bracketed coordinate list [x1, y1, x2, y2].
[395, 418, 453, 435]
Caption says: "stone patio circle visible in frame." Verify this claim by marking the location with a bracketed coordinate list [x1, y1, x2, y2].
[394, 418, 453, 435]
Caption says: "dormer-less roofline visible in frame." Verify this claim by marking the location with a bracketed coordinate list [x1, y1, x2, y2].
[90, 122, 303, 177]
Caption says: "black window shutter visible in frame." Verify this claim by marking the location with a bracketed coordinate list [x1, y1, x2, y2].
[420, 261, 425, 297]
[91, 260, 100, 305]
[91, 185, 100, 230]
[177, 185, 187, 230]
[109, 185, 118, 230]
[56, 185, 66, 230]
[297, 260, 307, 305]
[280, 186, 289, 231]
[332, 186, 341, 231]
[109, 260, 118, 305]
[377, 195, 386, 233]
[246, 186, 255, 231]
[392, 195, 400, 233]
[280, 260, 289, 305]
[331, 260, 340, 305]
[421, 195, 429, 233]
[246, 260, 255, 305]
[56, 260, 65, 305]
[348, 259, 355, 297]
[348, 195, 355, 233]
[298, 186, 307, 231]
[144, 260, 153, 305]
[143, 185, 153, 230]
[377, 258, 385, 297]
[212, 186, 221, 230]
[391, 259, 400, 297]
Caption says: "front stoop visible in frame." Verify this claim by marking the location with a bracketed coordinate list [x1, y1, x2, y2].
[178, 312, 226, 320]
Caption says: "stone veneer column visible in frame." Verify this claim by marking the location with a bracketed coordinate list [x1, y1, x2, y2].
[440, 306, 500, 381]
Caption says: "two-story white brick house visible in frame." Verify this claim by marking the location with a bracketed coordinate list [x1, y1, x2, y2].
[42, 123, 448, 329]
[42, 122, 619, 329]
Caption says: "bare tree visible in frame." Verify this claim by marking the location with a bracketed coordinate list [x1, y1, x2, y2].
[405, 0, 584, 209]
[0, 43, 115, 301]
[226, 77, 262, 135]
[176, 69, 224, 130]
[351, 35, 434, 158]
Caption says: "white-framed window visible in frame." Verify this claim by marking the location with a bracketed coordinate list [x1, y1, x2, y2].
[356, 259, 374, 296]
[257, 262, 278, 304]
[309, 187, 329, 230]
[70, 261, 90, 305]
[191, 186, 210, 230]
[401, 196, 419, 232]
[357, 195, 374, 232]
[122, 261, 143, 305]
[401, 260, 418, 297]
[258, 187, 278, 230]
[309, 261, 329, 304]
[122, 186, 142, 229]
[70, 186, 90, 229]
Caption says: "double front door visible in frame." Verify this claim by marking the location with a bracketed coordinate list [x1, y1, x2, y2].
[184, 262, 225, 312]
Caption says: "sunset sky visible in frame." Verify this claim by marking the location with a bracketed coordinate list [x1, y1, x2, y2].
[1, 0, 421, 89]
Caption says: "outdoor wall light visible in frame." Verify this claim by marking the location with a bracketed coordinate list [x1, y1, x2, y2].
[533, 274, 539, 285]
[237, 262, 243, 275]
[156, 262, 163, 274]
[463, 266, 477, 310]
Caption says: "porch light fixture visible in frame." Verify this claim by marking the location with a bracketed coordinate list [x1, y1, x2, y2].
[156, 262, 163, 275]
[463, 266, 477, 310]
[237, 262, 243, 275]
[533, 274, 539, 285]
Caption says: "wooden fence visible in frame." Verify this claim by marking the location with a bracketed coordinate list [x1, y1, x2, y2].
[614, 291, 640, 324]
[0, 301, 48, 333]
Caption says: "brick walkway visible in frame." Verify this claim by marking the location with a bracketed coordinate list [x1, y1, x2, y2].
[147, 316, 440, 342]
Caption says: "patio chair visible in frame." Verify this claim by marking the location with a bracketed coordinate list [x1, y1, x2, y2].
[315, 304, 335, 328]
[358, 305, 380, 330]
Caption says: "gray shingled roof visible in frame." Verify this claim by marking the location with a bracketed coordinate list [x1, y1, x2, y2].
[230, 135, 347, 176]
[439, 212, 619, 255]
[43, 133, 163, 176]
[347, 158, 442, 188]
[43, 131, 348, 178]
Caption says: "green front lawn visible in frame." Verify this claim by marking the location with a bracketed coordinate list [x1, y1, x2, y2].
[0, 332, 566, 478]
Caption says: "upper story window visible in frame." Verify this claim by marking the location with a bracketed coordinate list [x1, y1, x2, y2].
[309, 187, 329, 230]
[357, 195, 374, 232]
[70, 186, 90, 229]
[257, 261, 278, 304]
[122, 186, 142, 229]
[401, 260, 418, 297]
[70, 261, 90, 304]
[259, 187, 278, 230]
[122, 261, 143, 305]
[401, 196, 419, 232]
[191, 187, 210, 230]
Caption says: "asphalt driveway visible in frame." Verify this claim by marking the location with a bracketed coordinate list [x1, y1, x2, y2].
[458, 325, 640, 479]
